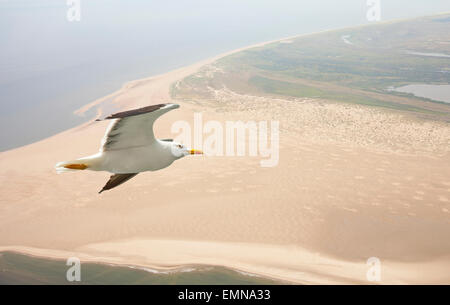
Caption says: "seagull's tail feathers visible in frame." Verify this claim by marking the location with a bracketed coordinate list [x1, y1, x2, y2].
[55, 159, 89, 173]
[55, 155, 100, 174]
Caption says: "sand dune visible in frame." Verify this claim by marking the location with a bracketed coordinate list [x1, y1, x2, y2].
[0, 38, 450, 284]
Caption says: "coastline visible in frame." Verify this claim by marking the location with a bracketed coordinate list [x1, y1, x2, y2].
[0, 245, 291, 285]
[0, 250, 282, 285]
[1, 20, 450, 284]
[2, 240, 449, 285]
[72, 33, 305, 118]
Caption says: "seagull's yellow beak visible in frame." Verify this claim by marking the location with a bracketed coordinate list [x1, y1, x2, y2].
[189, 149, 203, 155]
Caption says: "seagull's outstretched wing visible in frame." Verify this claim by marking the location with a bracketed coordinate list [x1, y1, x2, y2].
[99, 173, 138, 193]
[98, 103, 179, 152]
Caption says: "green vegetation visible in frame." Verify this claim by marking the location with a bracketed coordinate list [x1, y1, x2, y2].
[174, 14, 450, 117]
[248, 76, 436, 112]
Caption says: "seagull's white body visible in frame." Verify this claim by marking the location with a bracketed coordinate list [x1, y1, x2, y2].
[56, 103, 202, 193]
[80, 140, 176, 174]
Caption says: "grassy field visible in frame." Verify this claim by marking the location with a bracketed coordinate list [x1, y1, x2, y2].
[173, 14, 450, 119]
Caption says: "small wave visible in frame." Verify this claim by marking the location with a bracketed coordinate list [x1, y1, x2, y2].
[123, 264, 199, 274]
[235, 270, 261, 278]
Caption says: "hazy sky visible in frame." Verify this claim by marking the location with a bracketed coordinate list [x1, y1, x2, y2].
[2, 0, 449, 84]
[1, 0, 449, 150]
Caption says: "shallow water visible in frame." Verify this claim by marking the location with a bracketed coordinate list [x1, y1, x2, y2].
[0, 251, 283, 285]
[393, 84, 450, 104]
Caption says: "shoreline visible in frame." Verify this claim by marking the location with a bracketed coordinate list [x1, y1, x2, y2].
[0, 247, 289, 284]
[72, 33, 305, 118]
[0, 244, 301, 284]
[0, 241, 368, 285]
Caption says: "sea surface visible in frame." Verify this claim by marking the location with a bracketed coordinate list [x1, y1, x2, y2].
[2, 0, 450, 151]
[0, 251, 283, 285]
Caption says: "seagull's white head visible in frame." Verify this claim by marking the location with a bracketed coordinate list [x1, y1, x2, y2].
[170, 142, 203, 159]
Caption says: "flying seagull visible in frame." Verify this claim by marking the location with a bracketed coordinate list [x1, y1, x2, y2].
[55, 103, 202, 193]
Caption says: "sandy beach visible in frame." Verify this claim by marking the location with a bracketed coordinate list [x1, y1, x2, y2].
[1, 34, 450, 284]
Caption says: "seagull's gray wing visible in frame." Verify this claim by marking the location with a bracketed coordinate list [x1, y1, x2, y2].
[97, 103, 179, 152]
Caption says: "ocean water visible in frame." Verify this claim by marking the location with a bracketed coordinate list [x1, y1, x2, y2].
[394, 84, 450, 104]
[0, 251, 283, 285]
[2, 0, 450, 151]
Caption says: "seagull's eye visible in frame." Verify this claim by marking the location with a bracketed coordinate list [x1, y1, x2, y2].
[177, 144, 183, 149]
